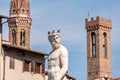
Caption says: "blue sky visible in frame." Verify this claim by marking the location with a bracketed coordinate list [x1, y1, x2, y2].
[0, 0, 120, 80]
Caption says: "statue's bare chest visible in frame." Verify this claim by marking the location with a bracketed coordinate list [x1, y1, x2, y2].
[48, 49, 60, 61]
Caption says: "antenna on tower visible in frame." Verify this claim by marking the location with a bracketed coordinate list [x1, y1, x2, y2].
[109, 12, 111, 20]
[88, 12, 90, 19]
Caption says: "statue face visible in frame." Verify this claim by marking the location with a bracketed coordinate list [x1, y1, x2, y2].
[48, 30, 61, 49]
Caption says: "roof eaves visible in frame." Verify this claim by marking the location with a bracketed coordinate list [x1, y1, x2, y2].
[0, 15, 8, 18]
[2, 44, 48, 56]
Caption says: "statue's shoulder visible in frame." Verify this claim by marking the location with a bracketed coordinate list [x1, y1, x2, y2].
[60, 45, 67, 50]
[60, 45, 68, 54]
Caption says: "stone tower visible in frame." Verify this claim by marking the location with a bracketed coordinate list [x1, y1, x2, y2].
[8, 0, 32, 49]
[85, 16, 112, 80]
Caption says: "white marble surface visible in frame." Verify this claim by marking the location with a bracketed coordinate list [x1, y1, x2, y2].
[48, 30, 68, 80]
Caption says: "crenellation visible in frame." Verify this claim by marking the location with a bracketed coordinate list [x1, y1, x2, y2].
[86, 16, 111, 23]
[85, 16, 112, 30]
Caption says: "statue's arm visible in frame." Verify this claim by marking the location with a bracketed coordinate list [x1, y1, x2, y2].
[59, 49, 68, 79]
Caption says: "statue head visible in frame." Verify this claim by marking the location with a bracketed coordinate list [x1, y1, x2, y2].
[48, 30, 61, 49]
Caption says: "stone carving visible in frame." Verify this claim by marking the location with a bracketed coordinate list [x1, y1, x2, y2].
[48, 30, 68, 80]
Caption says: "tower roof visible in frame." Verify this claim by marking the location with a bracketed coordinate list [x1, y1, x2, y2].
[10, 0, 30, 17]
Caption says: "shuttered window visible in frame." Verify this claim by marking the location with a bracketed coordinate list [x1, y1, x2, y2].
[23, 61, 44, 73]
[31, 61, 35, 72]
[24, 60, 30, 71]
[35, 63, 41, 73]
[9, 57, 15, 69]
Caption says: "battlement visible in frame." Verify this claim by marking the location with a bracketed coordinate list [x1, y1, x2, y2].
[85, 16, 112, 30]
[85, 16, 111, 22]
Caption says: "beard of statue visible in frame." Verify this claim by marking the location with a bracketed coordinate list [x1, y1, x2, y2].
[51, 42, 61, 49]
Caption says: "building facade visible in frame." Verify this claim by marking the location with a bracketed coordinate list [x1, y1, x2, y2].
[1, 41, 46, 80]
[85, 16, 112, 80]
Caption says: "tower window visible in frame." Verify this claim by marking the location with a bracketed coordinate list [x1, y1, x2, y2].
[91, 32, 96, 58]
[102, 33, 107, 58]
[20, 30, 25, 46]
[22, 9, 25, 13]
[12, 29, 16, 45]
[12, 8, 16, 13]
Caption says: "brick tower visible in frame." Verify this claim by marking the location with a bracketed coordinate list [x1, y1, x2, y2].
[85, 16, 112, 80]
[8, 0, 32, 49]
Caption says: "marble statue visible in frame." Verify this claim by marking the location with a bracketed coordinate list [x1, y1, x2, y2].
[48, 30, 68, 80]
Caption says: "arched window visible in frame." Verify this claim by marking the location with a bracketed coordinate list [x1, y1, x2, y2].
[91, 32, 96, 58]
[12, 29, 16, 45]
[20, 30, 25, 46]
[102, 33, 107, 58]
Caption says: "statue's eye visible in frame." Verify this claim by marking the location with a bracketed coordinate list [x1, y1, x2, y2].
[51, 35, 55, 37]
[56, 37, 59, 39]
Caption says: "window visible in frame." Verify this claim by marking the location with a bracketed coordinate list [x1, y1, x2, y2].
[24, 60, 30, 71]
[91, 32, 96, 58]
[102, 33, 107, 58]
[20, 30, 25, 46]
[23, 61, 44, 73]
[35, 63, 41, 73]
[35, 62, 44, 73]
[22, 9, 25, 13]
[12, 8, 16, 13]
[31, 61, 35, 72]
[32, 62, 44, 73]
[12, 29, 16, 45]
[9, 57, 15, 69]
